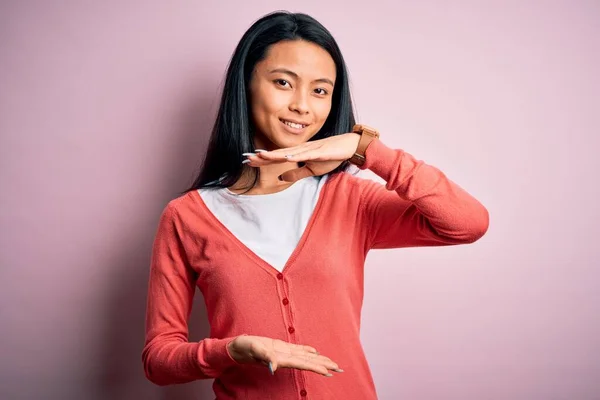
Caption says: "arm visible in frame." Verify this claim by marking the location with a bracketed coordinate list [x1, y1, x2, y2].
[358, 139, 489, 249]
[142, 204, 239, 385]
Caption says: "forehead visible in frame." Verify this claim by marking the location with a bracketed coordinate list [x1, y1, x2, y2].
[258, 40, 336, 80]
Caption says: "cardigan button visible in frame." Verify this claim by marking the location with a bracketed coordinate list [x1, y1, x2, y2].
[288, 326, 295, 334]
[277, 273, 284, 280]
[300, 389, 307, 396]
[282, 298, 289, 305]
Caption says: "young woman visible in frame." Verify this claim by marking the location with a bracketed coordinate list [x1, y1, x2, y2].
[142, 11, 489, 400]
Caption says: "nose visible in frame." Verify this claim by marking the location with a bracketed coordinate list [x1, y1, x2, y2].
[289, 90, 309, 115]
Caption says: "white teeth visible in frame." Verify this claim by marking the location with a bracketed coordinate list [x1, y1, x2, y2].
[283, 120, 305, 129]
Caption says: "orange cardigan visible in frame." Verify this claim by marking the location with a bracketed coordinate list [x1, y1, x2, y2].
[142, 139, 489, 399]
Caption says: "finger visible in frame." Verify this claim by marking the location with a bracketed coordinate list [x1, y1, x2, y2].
[275, 342, 342, 374]
[279, 165, 317, 182]
[286, 345, 342, 372]
[258, 144, 319, 160]
[314, 355, 343, 372]
[294, 351, 341, 371]
[293, 354, 342, 375]
[301, 345, 319, 354]
[259, 360, 276, 376]
[275, 342, 317, 360]
[244, 155, 286, 167]
[268, 361, 275, 375]
[268, 357, 279, 374]
[283, 149, 331, 163]
[276, 354, 332, 376]
[259, 142, 314, 155]
[287, 343, 320, 356]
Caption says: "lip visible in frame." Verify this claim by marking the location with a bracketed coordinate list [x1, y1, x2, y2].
[279, 118, 310, 135]
[280, 117, 310, 125]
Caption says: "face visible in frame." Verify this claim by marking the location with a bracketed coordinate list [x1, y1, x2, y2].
[248, 40, 337, 150]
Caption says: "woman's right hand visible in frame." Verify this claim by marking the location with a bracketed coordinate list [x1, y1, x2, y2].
[227, 335, 343, 377]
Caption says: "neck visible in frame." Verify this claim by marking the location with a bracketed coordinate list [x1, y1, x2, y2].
[230, 164, 299, 195]
[229, 135, 300, 195]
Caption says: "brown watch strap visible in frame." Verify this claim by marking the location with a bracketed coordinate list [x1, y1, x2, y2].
[349, 124, 380, 166]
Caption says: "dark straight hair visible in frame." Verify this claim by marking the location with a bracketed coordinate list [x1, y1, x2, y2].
[185, 11, 356, 193]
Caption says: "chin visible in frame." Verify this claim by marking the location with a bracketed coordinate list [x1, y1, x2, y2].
[270, 136, 304, 149]
[269, 129, 313, 148]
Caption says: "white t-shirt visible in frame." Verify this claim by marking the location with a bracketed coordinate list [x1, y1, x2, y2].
[198, 174, 329, 271]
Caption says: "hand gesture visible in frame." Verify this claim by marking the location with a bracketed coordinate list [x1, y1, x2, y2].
[227, 335, 343, 377]
[244, 133, 360, 182]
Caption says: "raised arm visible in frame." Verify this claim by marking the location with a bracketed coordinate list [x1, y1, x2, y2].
[358, 139, 489, 249]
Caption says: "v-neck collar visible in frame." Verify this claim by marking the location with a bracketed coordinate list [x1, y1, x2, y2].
[190, 174, 336, 277]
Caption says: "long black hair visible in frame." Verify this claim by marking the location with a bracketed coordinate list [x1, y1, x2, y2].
[186, 11, 356, 192]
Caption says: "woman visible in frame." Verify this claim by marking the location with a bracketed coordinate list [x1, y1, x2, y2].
[142, 11, 489, 400]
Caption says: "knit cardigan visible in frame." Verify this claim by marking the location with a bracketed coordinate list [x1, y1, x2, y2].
[142, 138, 489, 399]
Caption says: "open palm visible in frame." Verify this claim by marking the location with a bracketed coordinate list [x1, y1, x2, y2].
[245, 133, 360, 182]
[228, 335, 343, 377]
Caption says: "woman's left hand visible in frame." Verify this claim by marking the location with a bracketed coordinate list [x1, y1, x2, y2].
[244, 133, 360, 182]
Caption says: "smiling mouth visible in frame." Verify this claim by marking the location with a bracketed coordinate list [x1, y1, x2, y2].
[280, 118, 309, 129]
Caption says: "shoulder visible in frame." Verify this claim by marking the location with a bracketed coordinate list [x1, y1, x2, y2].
[157, 190, 203, 227]
[318, 170, 387, 217]
[326, 169, 383, 197]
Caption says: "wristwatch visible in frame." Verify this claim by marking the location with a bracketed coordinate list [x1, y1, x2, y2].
[349, 124, 380, 166]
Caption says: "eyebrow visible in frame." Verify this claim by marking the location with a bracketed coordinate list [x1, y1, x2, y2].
[269, 68, 334, 87]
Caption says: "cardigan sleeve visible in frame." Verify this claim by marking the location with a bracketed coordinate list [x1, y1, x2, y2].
[142, 203, 240, 385]
[357, 139, 489, 249]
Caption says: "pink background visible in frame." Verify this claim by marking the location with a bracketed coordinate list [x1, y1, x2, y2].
[1, 1, 598, 399]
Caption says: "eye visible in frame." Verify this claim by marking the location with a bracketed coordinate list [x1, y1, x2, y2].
[314, 88, 329, 96]
[274, 79, 291, 88]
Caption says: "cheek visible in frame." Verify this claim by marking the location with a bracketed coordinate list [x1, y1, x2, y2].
[313, 99, 333, 124]
[256, 87, 289, 117]
[251, 91, 283, 134]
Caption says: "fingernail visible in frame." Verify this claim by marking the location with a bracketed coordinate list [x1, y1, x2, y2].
[333, 368, 344, 373]
[242, 153, 256, 157]
[268, 361, 275, 375]
[255, 149, 267, 153]
[242, 159, 251, 164]
[325, 373, 333, 377]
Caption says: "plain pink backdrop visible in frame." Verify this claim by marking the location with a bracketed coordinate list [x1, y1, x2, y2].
[1, 1, 598, 399]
